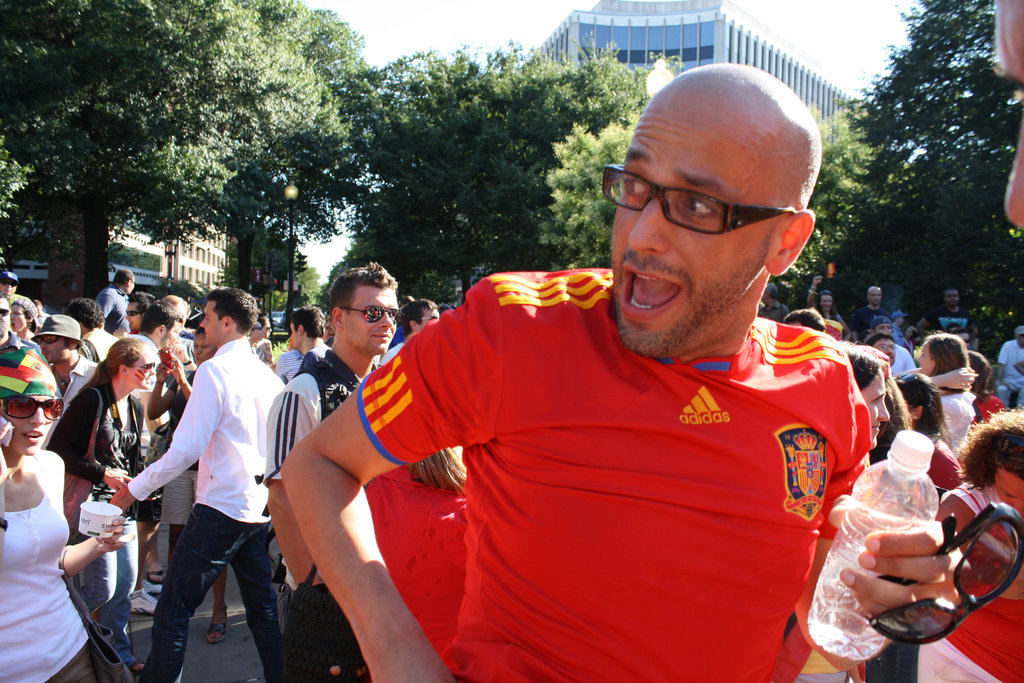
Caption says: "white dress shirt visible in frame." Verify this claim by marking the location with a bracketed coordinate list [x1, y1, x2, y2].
[128, 337, 283, 522]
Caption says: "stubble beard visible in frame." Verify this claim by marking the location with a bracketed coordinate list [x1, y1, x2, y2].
[613, 241, 770, 359]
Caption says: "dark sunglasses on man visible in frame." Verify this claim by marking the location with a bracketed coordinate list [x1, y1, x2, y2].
[340, 305, 401, 324]
[1, 396, 65, 420]
[869, 502, 1024, 644]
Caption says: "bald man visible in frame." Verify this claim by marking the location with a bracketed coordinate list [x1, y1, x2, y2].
[283, 65, 955, 681]
[1000, 0, 1024, 227]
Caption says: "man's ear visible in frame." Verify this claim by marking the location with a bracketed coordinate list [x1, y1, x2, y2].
[765, 210, 815, 276]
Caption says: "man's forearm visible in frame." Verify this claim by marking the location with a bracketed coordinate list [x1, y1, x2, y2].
[266, 480, 315, 585]
[284, 443, 453, 682]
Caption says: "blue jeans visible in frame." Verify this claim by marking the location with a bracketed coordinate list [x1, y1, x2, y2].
[140, 505, 282, 683]
[76, 519, 139, 667]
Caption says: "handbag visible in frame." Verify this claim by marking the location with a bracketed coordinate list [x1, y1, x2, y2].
[281, 566, 366, 682]
[146, 417, 175, 466]
[63, 388, 104, 536]
[63, 575, 134, 683]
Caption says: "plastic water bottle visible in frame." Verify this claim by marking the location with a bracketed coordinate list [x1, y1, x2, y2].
[807, 430, 939, 660]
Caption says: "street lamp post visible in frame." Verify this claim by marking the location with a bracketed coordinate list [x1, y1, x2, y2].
[284, 183, 298, 335]
[645, 58, 674, 97]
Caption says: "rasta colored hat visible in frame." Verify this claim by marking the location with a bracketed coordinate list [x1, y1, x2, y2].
[0, 348, 58, 399]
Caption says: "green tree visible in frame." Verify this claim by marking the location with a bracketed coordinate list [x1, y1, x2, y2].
[786, 110, 875, 306]
[211, 6, 365, 290]
[0, 134, 35, 264]
[541, 119, 636, 269]
[342, 48, 646, 300]
[0, 0, 361, 294]
[827, 0, 1021, 352]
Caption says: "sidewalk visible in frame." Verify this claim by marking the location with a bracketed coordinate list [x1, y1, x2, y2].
[126, 523, 271, 682]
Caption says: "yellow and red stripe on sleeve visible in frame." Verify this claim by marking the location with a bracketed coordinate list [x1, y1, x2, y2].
[750, 318, 848, 366]
[491, 271, 612, 310]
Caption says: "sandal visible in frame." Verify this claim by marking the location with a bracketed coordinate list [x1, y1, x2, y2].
[146, 569, 164, 584]
[206, 621, 227, 644]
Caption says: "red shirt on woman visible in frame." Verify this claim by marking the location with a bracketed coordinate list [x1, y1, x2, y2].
[366, 467, 467, 657]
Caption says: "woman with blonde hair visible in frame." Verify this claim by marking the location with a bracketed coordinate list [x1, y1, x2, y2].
[366, 448, 468, 657]
[49, 337, 157, 674]
[918, 333, 975, 452]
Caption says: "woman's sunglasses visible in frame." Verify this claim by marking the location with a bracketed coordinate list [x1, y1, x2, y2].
[1, 396, 65, 420]
[869, 503, 1024, 644]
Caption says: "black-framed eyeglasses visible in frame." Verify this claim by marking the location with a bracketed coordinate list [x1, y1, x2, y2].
[35, 334, 65, 345]
[869, 503, 1024, 644]
[997, 434, 1024, 463]
[602, 165, 797, 235]
[1, 396, 64, 420]
[133, 362, 158, 373]
[340, 306, 400, 324]
[127, 310, 141, 317]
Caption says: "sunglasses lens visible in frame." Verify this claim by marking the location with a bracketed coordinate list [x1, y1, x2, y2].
[363, 307, 384, 323]
[4, 398, 34, 418]
[958, 520, 1020, 598]
[4, 397, 63, 419]
[872, 602, 956, 643]
[44, 399, 63, 419]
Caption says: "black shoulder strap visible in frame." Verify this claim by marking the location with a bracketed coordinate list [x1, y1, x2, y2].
[295, 353, 364, 419]
[296, 359, 332, 419]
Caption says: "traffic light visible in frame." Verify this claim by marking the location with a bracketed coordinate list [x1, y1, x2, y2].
[273, 277, 283, 291]
[295, 252, 307, 275]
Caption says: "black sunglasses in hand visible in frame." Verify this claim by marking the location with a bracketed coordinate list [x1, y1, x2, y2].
[869, 503, 1024, 644]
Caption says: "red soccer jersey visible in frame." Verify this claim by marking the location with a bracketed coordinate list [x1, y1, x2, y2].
[365, 467, 468, 657]
[358, 270, 870, 682]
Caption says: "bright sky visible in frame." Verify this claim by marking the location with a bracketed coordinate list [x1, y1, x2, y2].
[302, 0, 917, 280]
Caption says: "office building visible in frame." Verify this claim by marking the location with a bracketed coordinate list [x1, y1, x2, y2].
[542, 0, 845, 117]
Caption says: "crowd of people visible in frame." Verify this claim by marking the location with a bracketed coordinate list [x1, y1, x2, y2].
[1, 3, 1023, 681]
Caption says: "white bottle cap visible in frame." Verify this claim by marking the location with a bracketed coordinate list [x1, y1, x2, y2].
[888, 430, 934, 474]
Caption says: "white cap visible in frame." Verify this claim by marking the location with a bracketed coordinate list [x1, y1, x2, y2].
[888, 430, 935, 474]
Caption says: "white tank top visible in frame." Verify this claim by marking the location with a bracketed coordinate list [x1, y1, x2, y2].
[0, 451, 87, 680]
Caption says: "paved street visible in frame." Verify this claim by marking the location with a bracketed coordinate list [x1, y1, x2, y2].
[126, 524, 272, 682]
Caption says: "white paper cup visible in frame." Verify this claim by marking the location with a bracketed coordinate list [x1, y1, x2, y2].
[79, 501, 122, 538]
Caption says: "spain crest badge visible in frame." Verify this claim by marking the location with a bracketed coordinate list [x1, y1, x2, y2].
[776, 424, 827, 521]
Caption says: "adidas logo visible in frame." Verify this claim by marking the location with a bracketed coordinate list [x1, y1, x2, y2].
[679, 386, 730, 425]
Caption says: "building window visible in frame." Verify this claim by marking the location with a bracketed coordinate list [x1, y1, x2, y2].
[700, 20, 714, 65]
[596, 23, 611, 51]
[683, 22, 698, 70]
[580, 22, 595, 56]
[665, 22, 681, 59]
[613, 25, 628, 63]
[649, 23, 664, 56]
[629, 25, 645, 64]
